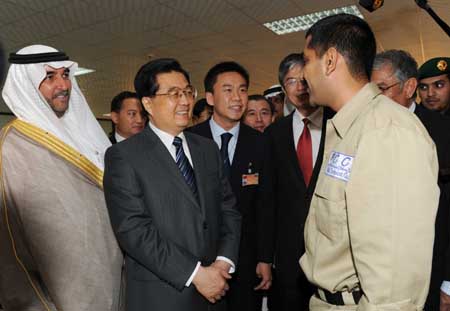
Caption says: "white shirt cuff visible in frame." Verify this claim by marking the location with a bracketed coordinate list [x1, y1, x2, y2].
[216, 256, 235, 273]
[441, 281, 450, 295]
[185, 261, 201, 287]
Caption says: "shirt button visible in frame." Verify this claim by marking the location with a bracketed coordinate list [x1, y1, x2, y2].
[203, 222, 208, 230]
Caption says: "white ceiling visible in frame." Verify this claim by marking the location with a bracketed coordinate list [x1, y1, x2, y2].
[1, 0, 449, 117]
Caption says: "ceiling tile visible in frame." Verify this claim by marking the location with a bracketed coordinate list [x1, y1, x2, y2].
[240, 0, 303, 23]
[5, 0, 70, 11]
[82, 0, 159, 15]
[0, 1, 37, 26]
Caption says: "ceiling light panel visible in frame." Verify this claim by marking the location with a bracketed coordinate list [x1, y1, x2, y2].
[263, 5, 364, 35]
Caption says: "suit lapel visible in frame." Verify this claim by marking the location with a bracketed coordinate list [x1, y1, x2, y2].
[196, 120, 214, 139]
[230, 124, 247, 186]
[143, 127, 201, 211]
[185, 133, 207, 218]
[282, 113, 306, 187]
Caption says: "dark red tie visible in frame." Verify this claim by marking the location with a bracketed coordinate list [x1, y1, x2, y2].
[297, 118, 313, 186]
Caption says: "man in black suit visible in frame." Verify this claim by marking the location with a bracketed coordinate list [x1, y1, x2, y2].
[103, 58, 242, 311]
[189, 61, 273, 311]
[108, 91, 146, 144]
[264, 53, 332, 311]
[371, 49, 450, 311]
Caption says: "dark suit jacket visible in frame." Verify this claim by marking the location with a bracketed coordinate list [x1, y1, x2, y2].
[264, 108, 332, 288]
[109, 132, 117, 144]
[103, 126, 241, 311]
[188, 121, 273, 272]
[415, 104, 450, 309]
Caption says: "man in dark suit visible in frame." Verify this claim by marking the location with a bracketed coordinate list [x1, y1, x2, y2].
[189, 61, 273, 311]
[264, 53, 332, 311]
[371, 49, 450, 311]
[108, 91, 146, 144]
[103, 58, 241, 311]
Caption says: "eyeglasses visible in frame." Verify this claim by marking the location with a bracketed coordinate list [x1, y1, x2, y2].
[154, 86, 197, 102]
[284, 77, 307, 88]
[377, 82, 400, 93]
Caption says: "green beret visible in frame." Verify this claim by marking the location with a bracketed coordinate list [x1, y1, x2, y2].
[418, 57, 450, 80]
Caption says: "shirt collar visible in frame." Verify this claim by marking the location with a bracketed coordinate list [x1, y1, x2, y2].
[115, 131, 126, 143]
[149, 121, 186, 147]
[209, 116, 240, 138]
[331, 83, 381, 138]
[409, 101, 416, 112]
[294, 106, 323, 128]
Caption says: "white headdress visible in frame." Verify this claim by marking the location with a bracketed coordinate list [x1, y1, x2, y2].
[2, 45, 110, 170]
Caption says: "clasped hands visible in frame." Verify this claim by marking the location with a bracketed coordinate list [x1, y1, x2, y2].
[192, 260, 232, 304]
[192, 261, 273, 304]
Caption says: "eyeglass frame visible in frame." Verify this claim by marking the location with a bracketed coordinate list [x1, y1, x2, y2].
[283, 77, 307, 89]
[377, 81, 401, 93]
[153, 85, 198, 102]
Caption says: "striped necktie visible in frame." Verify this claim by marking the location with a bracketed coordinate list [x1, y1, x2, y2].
[173, 136, 198, 197]
[220, 132, 233, 178]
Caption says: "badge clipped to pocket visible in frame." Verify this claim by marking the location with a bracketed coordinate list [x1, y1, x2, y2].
[242, 162, 259, 186]
[242, 173, 259, 186]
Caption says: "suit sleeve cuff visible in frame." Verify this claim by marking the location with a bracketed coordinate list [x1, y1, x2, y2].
[216, 256, 235, 273]
[441, 281, 450, 295]
[185, 261, 201, 287]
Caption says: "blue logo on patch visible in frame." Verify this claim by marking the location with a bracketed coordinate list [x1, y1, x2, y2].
[325, 151, 354, 182]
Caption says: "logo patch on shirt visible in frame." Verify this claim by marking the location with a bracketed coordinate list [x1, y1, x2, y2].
[325, 151, 354, 182]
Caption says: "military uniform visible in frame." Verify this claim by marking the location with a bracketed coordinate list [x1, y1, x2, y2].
[419, 57, 450, 80]
[300, 83, 440, 310]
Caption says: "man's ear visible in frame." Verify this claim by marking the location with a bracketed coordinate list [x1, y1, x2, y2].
[141, 96, 153, 116]
[110, 111, 119, 125]
[324, 47, 338, 76]
[205, 92, 215, 107]
[403, 77, 418, 99]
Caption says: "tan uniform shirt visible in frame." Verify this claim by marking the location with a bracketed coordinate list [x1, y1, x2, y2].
[300, 83, 440, 310]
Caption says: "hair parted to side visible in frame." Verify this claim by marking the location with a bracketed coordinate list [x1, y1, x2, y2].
[134, 58, 190, 100]
[204, 61, 250, 93]
[110, 91, 139, 113]
[248, 94, 275, 114]
[373, 50, 418, 86]
[306, 13, 376, 81]
[278, 53, 305, 86]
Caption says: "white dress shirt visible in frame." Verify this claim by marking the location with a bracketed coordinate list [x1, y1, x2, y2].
[149, 122, 193, 166]
[209, 116, 240, 163]
[149, 122, 235, 287]
[114, 132, 126, 143]
[292, 107, 324, 166]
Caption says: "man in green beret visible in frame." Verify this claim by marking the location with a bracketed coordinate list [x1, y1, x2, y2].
[418, 57, 450, 115]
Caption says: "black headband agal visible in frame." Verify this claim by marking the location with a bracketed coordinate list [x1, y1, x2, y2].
[8, 51, 69, 64]
[264, 86, 282, 96]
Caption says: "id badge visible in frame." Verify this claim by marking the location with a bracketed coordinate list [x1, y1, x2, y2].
[242, 173, 259, 186]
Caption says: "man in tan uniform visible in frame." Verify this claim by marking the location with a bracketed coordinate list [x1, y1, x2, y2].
[300, 14, 440, 310]
[0, 45, 123, 310]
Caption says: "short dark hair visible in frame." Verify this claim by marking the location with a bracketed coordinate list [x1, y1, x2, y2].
[110, 91, 139, 113]
[306, 13, 376, 81]
[373, 50, 418, 86]
[248, 94, 274, 114]
[193, 98, 213, 117]
[134, 58, 190, 99]
[278, 53, 304, 86]
[204, 61, 250, 93]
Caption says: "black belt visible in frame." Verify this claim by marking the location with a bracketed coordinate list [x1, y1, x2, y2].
[315, 288, 363, 305]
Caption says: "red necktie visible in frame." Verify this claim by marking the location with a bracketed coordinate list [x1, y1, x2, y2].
[297, 118, 313, 186]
